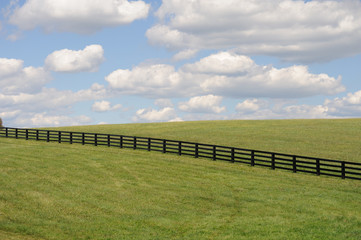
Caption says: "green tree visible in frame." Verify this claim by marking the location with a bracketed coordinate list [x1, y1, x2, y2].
[0, 118, 3, 128]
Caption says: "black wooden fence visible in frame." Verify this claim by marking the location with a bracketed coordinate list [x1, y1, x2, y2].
[1, 127, 361, 181]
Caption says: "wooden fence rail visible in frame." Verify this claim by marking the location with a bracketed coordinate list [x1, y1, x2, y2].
[1, 127, 361, 181]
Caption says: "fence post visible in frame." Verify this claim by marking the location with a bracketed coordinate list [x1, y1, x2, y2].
[163, 140, 166, 153]
[148, 138, 151, 151]
[195, 143, 199, 158]
[178, 142, 182, 155]
[251, 151, 255, 166]
[271, 153, 275, 170]
[120, 136, 123, 148]
[341, 162, 346, 179]
[36, 130, 39, 141]
[15, 128, 18, 139]
[94, 134, 97, 146]
[70, 132, 73, 144]
[213, 146, 216, 161]
[293, 156, 297, 173]
[47, 131, 50, 142]
[5, 128, 8, 137]
[134, 137, 137, 150]
[82, 133, 85, 145]
[316, 159, 320, 175]
[58, 131, 61, 143]
[231, 148, 235, 163]
[108, 135, 111, 147]
[26, 129, 28, 140]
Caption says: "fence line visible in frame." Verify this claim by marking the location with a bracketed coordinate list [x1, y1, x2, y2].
[1, 127, 361, 181]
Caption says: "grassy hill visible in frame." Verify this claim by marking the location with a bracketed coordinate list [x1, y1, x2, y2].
[1, 119, 361, 239]
[53, 118, 361, 163]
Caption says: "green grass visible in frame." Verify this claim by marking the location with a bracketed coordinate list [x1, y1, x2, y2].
[52, 118, 361, 163]
[1, 119, 361, 239]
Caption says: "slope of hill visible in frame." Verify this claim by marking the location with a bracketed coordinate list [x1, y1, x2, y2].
[53, 119, 361, 163]
[1, 119, 361, 239]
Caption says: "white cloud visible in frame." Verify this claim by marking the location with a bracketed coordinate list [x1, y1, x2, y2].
[147, 0, 361, 63]
[325, 90, 361, 117]
[236, 99, 269, 113]
[189, 52, 345, 98]
[0, 54, 110, 127]
[105, 64, 190, 98]
[0, 110, 20, 119]
[0, 58, 23, 77]
[234, 98, 329, 120]
[132, 107, 178, 122]
[182, 51, 256, 75]
[172, 49, 198, 61]
[24, 113, 92, 127]
[0, 84, 107, 127]
[105, 51, 344, 99]
[282, 105, 329, 119]
[168, 117, 184, 122]
[147, 24, 193, 50]
[1, 85, 106, 111]
[45, 45, 105, 72]
[9, 0, 150, 34]
[0, 58, 52, 94]
[92, 100, 122, 112]
[179, 95, 226, 114]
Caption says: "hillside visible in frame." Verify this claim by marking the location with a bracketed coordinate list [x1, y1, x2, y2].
[52, 118, 361, 163]
[1, 119, 361, 239]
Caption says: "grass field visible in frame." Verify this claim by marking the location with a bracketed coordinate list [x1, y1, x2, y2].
[52, 118, 361, 163]
[1, 119, 361, 239]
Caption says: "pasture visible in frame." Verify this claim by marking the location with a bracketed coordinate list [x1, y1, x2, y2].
[1, 119, 361, 239]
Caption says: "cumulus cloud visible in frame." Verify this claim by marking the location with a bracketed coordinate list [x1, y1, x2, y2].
[0, 54, 111, 127]
[0, 83, 107, 127]
[45, 45, 105, 72]
[172, 49, 198, 61]
[0, 110, 21, 119]
[234, 98, 329, 120]
[186, 52, 344, 98]
[233, 91, 361, 120]
[282, 105, 329, 119]
[179, 95, 226, 114]
[92, 100, 122, 112]
[132, 107, 178, 122]
[18, 113, 92, 127]
[236, 99, 269, 113]
[325, 90, 361, 117]
[9, 0, 150, 34]
[0, 58, 23, 77]
[105, 64, 190, 98]
[0, 84, 106, 112]
[147, 0, 361, 63]
[0, 58, 52, 94]
[105, 51, 345, 99]
[182, 51, 255, 75]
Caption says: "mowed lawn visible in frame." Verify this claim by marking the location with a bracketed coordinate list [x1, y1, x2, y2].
[0, 119, 361, 239]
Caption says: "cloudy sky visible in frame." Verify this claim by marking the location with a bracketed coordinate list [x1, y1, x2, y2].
[1, 0, 361, 127]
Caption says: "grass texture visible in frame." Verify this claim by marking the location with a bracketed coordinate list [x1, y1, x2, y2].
[1, 119, 361, 239]
[54, 118, 361, 163]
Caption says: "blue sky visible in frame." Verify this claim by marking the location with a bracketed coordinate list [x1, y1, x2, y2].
[1, 0, 361, 127]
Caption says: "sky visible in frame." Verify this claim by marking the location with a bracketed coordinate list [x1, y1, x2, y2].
[1, 0, 361, 128]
